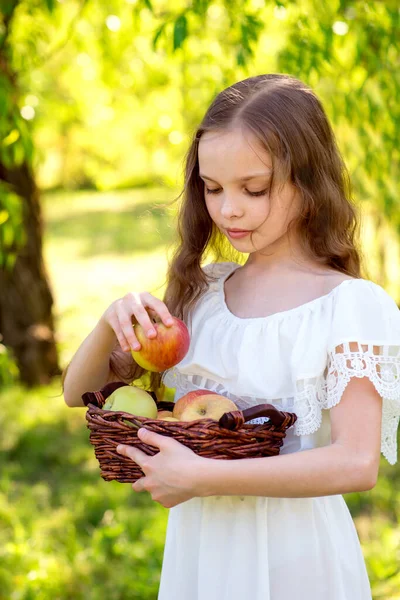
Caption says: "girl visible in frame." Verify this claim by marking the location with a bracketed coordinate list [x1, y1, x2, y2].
[63, 74, 400, 600]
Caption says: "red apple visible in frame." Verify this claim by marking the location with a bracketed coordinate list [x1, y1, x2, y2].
[179, 393, 239, 422]
[131, 316, 190, 372]
[172, 389, 214, 419]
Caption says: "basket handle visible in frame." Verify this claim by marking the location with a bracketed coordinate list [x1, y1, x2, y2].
[218, 403, 295, 431]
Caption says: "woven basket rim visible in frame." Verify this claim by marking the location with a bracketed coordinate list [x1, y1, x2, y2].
[84, 382, 298, 483]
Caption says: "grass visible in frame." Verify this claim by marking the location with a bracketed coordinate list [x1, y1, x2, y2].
[1, 187, 178, 599]
[0, 380, 168, 599]
[1, 187, 400, 598]
[42, 187, 179, 367]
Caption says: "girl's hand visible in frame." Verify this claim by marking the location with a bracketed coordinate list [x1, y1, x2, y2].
[116, 428, 207, 508]
[101, 291, 174, 353]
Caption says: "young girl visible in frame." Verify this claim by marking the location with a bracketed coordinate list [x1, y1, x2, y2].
[63, 74, 400, 600]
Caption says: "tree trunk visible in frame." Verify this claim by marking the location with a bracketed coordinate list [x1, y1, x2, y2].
[0, 160, 61, 386]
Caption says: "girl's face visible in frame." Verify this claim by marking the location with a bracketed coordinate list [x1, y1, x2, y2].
[198, 128, 302, 261]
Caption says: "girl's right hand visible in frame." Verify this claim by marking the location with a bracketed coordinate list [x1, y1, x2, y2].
[101, 292, 175, 353]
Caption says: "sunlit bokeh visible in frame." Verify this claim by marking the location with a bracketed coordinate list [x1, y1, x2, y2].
[1, 1, 399, 598]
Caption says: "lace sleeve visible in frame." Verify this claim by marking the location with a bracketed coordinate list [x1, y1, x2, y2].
[293, 281, 400, 464]
[295, 341, 400, 464]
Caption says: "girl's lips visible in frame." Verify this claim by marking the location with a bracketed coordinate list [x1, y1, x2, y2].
[226, 229, 252, 238]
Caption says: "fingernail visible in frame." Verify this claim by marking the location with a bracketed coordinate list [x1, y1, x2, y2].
[148, 329, 156, 337]
[166, 318, 174, 326]
[117, 445, 123, 452]
[132, 344, 140, 351]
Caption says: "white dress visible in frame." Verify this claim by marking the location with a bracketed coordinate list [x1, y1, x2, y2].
[158, 261, 400, 600]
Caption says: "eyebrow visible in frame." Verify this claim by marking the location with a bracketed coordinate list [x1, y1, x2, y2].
[199, 172, 272, 182]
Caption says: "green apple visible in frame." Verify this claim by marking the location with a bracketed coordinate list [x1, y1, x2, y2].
[103, 386, 158, 418]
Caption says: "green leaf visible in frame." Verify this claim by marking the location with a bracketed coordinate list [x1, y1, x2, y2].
[1, 251, 17, 271]
[192, 0, 211, 15]
[173, 14, 188, 51]
[11, 141, 26, 167]
[2, 221, 15, 247]
[241, 24, 251, 52]
[0, 210, 9, 226]
[2, 129, 20, 147]
[236, 48, 246, 67]
[44, 0, 55, 12]
[153, 23, 166, 50]
[142, 0, 153, 11]
[0, 0, 18, 18]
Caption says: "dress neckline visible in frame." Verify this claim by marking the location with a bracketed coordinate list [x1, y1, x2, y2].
[219, 262, 358, 323]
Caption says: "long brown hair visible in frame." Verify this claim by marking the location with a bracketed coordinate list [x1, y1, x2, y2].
[66, 74, 364, 394]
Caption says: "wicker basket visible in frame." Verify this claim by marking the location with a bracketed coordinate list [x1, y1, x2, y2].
[83, 381, 297, 483]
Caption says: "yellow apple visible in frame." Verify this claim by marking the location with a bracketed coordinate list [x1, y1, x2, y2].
[103, 386, 158, 418]
[162, 416, 179, 421]
[157, 410, 174, 419]
[179, 393, 238, 421]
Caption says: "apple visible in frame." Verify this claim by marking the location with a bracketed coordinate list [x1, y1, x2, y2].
[172, 389, 214, 419]
[131, 315, 190, 372]
[162, 416, 179, 422]
[103, 386, 158, 419]
[178, 393, 239, 422]
[157, 410, 174, 419]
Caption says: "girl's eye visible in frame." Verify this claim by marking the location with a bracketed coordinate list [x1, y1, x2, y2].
[205, 188, 268, 197]
[247, 189, 268, 197]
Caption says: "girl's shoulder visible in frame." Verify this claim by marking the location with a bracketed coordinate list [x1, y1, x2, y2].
[200, 261, 239, 294]
[200, 261, 400, 333]
[331, 275, 399, 314]
[328, 275, 400, 350]
[201, 261, 237, 278]
[202, 262, 397, 315]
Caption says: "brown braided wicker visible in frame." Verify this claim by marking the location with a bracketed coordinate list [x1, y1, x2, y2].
[84, 381, 297, 483]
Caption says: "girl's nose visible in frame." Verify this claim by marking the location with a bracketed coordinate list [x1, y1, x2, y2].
[220, 195, 244, 219]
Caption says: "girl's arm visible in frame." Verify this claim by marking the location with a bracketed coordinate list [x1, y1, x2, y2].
[196, 376, 383, 497]
[63, 317, 131, 407]
[63, 292, 175, 407]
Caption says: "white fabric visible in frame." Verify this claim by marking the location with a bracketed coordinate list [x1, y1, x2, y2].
[158, 261, 400, 600]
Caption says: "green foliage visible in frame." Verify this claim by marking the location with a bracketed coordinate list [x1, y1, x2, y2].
[0, 181, 25, 270]
[0, 0, 18, 19]
[276, 0, 399, 227]
[173, 13, 188, 50]
[0, 0, 399, 285]
[238, 13, 265, 66]
[0, 342, 19, 388]
[2, 0, 396, 227]
[41, 187, 176, 367]
[0, 382, 167, 599]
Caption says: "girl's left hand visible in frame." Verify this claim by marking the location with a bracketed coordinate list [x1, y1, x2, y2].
[116, 428, 207, 508]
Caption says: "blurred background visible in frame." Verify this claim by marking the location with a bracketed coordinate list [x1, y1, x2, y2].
[0, 0, 399, 598]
